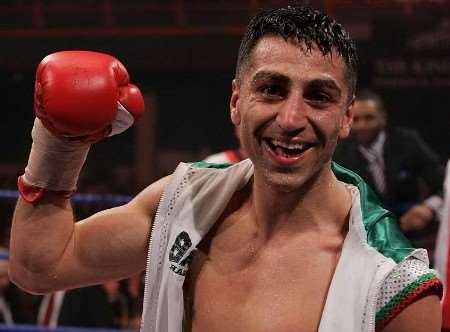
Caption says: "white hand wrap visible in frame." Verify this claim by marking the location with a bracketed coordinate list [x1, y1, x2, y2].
[23, 118, 91, 192]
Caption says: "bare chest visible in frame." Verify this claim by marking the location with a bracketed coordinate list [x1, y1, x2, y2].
[184, 237, 343, 332]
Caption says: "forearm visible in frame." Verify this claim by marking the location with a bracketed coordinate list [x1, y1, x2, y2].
[9, 116, 89, 293]
[10, 196, 75, 293]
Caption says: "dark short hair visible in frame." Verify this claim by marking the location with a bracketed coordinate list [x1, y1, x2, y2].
[356, 89, 386, 114]
[236, 5, 358, 99]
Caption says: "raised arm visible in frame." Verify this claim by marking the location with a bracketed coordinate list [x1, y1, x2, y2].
[9, 51, 162, 294]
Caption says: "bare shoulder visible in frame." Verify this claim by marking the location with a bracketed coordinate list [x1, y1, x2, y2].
[126, 175, 172, 217]
[381, 294, 441, 332]
[83, 174, 172, 229]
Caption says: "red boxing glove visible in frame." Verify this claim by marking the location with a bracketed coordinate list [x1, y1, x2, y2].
[19, 51, 145, 201]
[34, 50, 144, 141]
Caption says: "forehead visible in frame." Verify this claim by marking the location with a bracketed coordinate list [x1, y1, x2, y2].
[353, 99, 382, 115]
[244, 36, 347, 87]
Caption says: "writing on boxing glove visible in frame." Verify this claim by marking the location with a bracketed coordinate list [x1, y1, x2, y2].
[34, 50, 145, 142]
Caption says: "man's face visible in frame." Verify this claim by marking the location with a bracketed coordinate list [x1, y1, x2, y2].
[351, 99, 386, 147]
[230, 36, 353, 191]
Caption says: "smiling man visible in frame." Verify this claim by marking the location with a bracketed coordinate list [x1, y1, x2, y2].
[10, 5, 442, 332]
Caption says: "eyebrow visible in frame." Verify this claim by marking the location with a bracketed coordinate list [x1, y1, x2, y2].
[251, 71, 342, 95]
[250, 70, 291, 86]
[307, 79, 342, 97]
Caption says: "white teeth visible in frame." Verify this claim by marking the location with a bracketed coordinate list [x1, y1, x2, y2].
[270, 139, 306, 150]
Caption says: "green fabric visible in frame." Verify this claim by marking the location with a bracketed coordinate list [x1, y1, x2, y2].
[191, 160, 414, 263]
[332, 162, 414, 263]
[191, 161, 235, 169]
[374, 272, 437, 323]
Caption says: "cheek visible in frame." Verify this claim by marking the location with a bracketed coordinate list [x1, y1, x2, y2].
[310, 112, 341, 136]
[238, 112, 264, 151]
[364, 122, 379, 134]
[239, 117, 253, 141]
[230, 108, 241, 126]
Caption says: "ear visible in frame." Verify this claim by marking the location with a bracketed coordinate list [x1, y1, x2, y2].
[230, 79, 241, 126]
[338, 96, 354, 139]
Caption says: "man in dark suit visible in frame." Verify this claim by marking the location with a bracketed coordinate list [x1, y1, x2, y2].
[334, 90, 444, 238]
[38, 282, 128, 329]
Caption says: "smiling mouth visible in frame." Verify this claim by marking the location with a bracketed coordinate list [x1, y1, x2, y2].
[263, 138, 314, 159]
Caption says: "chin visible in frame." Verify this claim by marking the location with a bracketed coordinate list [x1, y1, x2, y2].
[259, 167, 312, 193]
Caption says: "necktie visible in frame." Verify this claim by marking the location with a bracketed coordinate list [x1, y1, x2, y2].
[359, 147, 386, 196]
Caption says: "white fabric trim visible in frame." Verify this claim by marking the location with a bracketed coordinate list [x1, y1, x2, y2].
[318, 183, 395, 332]
[377, 258, 429, 310]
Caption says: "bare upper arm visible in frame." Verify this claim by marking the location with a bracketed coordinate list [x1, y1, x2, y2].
[380, 294, 441, 332]
[11, 175, 171, 293]
[66, 175, 172, 283]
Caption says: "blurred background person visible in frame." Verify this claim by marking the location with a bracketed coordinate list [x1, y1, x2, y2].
[0, 248, 13, 324]
[125, 272, 145, 331]
[203, 127, 247, 163]
[203, 145, 246, 164]
[334, 89, 445, 250]
[0, 247, 41, 325]
[37, 281, 129, 329]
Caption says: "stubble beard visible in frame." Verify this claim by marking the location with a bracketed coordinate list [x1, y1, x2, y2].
[252, 157, 323, 195]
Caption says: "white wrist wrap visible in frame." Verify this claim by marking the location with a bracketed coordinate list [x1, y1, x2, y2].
[23, 118, 91, 192]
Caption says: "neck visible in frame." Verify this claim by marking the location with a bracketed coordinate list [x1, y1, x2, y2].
[249, 165, 352, 239]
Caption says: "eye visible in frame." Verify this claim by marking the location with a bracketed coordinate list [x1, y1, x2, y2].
[259, 84, 286, 99]
[304, 91, 335, 108]
[364, 114, 376, 122]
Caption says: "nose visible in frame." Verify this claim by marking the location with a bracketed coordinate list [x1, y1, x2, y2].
[276, 93, 307, 133]
[352, 117, 367, 130]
